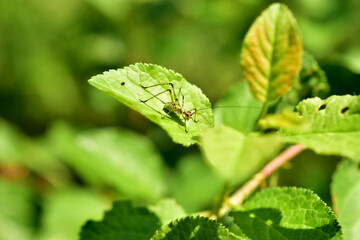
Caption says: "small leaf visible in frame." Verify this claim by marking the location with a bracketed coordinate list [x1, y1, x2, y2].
[201, 125, 283, 184]
[241, 3, 302, 102]
[331, 160, 360, 240]
[214, 81, 262, 133]
[48, 122, 166, 201]
[281, 95, 360, 160]
[80, 201, 162, 240]
[89, 63, 214, 146]
[150, 216, 241, 240]
[230, 187, 343, 240]
[148, 199, 186, 225]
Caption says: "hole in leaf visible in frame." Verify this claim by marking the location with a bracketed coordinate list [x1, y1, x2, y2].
[340, 107, 349, 114]
[318, 104, 327, 111]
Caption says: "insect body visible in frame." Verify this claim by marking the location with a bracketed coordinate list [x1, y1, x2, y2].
[139, 82, 198, 133]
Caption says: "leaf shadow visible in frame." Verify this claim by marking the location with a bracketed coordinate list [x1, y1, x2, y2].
[80, 201, 162, 240]
[231, 208, 341, 240]
[140, 100, 186, 130]
[160, 217, 226, 240]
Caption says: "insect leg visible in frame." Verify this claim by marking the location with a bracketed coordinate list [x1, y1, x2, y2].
[190, 108, 198, 123]
[139, 89, 173, 103]
[140, 83, 177, 103]
[178, 87, 185, 108]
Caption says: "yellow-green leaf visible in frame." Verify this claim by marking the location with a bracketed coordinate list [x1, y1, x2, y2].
[241, 3, 303, 102]
[258, 110, 309, 131]
[201, 125, 283, 184]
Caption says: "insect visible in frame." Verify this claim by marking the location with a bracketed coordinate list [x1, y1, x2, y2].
[139, 82, 198, 133]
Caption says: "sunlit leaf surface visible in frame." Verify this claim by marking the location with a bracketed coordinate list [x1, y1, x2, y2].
[241, 3, 302, 102]
[281, 95, 360, 160]
[89, 63, 214, 146]
[230, 187, 343, 240]
[201, 125, 283, 184]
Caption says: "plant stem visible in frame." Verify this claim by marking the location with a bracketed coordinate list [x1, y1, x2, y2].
[259, 101, 269, 121]
[255, 101, 269, 131]
[218, 144, 305, 215]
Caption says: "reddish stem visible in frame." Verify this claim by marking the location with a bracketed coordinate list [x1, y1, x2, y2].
[219, 144, 305, 215]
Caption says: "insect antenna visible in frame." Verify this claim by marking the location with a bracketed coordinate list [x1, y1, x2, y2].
[196, 105, 262, 112]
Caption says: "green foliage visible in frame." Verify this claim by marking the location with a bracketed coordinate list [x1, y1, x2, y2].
[230, 187, 343, 240]
[89, 63, 213, 146]
[2, 1, 360, 239]
[80, 201, 162, 240]
[201, 125, 283, 184]
[331, 160, 360, 240]
[48, 122, 166, 201]
[241, 3, 303, 103]
[214, 81, 262, 133]
[150, 216, 241, 240]
[281, 95, 360, 160]
[80, 189, 342, 240]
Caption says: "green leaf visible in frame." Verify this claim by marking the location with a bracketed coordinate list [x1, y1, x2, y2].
[37, 188, 108, 240]
[201, 125, 283, 184]
[48, 122, 166, 201]
[169, 154, 223, 213]
[80, 201, 161, 240]
[241, 3, 302, 102]
[230, 187, 343, 240]
[148, 199, 186, 225]
[89, 63, 214, 146]
[281, 95, 360, 160]
[214, 81, 262, 134]
[331, 160, 360, 240]
[150, 216, 241, 240]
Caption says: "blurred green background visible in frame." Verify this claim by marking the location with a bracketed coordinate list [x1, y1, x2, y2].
[0, 0, 359, 239]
